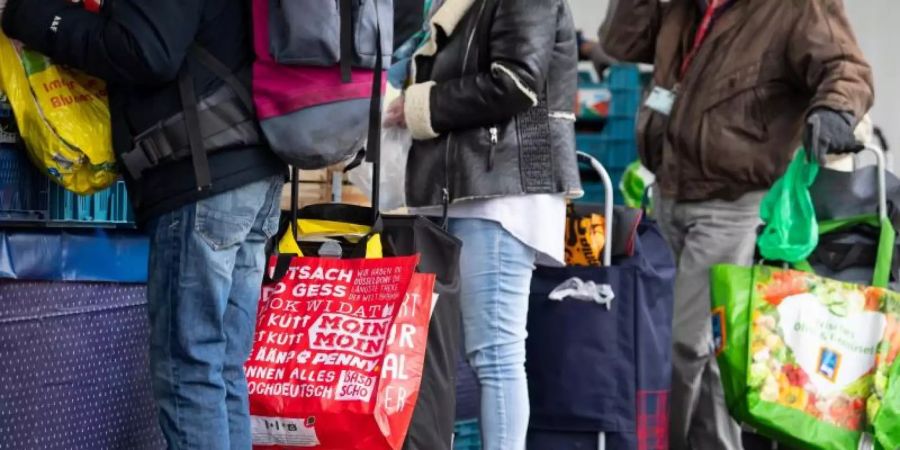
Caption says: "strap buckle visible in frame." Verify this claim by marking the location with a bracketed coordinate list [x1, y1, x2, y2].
[121, 134, 172, 180]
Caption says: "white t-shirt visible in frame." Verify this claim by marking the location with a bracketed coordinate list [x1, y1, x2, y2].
[415, 194, 567, 267]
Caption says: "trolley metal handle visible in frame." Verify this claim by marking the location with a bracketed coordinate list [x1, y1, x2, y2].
[576, 151, 614, 266]
[856, 145, 889, 221]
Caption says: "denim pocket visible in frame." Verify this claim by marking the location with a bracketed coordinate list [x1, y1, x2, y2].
[194, 200, 256, 251]
[262, 213, 281, 240]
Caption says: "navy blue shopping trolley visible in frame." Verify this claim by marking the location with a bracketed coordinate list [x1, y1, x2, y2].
[526, 153, 676, 450]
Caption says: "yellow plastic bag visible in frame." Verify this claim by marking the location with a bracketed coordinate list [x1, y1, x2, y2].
[0, 34, 116, 194]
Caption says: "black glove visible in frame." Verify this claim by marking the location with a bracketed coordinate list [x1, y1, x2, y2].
[804, 107, 863, 164]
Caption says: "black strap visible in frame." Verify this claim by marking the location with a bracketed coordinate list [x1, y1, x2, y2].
[264, 168, 301, 285]
[290, 167, 300, 245]
[269, 254, 295, 283]
[339, 0, 354, 83]
[121, 95, 259, 179]
[178, 67, 212, 191]
[190, 45, 254, 112]
[366, 16, 384, 222]
[343, 149, 367, 173]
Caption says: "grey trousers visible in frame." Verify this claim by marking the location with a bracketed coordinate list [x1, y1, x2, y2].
[656, 192, 765, 450]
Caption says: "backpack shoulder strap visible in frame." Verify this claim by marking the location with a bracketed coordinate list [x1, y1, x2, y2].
[178, 63, 212, 190]
[179, 45, 255, 190]
[365, 7, 384, 219]
[340, 0, 354, 83]
[189, 45, 254, 112]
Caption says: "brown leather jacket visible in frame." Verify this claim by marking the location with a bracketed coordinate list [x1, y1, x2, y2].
[601, 0, 874, 201]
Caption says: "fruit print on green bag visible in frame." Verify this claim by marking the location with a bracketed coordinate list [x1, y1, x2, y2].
[747, 267, 900, 436]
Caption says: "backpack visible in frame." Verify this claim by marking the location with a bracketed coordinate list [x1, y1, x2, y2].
[254, 0, 393, 170]
[119, 0, 392, 189]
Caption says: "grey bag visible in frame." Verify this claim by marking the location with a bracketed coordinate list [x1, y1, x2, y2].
[261, 99, 371, 169]
[809, 148, 900, 290]
[269, 0, 393, 79]
[810, 164, 900, 223]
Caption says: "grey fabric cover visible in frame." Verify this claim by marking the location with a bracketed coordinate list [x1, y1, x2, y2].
[269, 0, 393, 68]
[260, 99, 370, 169]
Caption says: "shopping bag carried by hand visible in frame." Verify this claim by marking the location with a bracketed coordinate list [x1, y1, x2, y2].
[711, 147, 900, 450]
[757, 147, 820, 263]
[246, 253, 436, 450]
[0, 34, 115, 194]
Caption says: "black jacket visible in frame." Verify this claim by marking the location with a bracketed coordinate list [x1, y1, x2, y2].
[402, 0, 581, 207]
[2, 0, 284, 222]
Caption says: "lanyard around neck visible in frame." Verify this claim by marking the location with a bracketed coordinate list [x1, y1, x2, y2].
[679, 0, 726, 80]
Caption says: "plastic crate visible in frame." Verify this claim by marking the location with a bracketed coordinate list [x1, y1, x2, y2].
[576, 131, 636, 170]
[580, 167, 626, 205]
[454, 419, 481, 450]
[607, 65, 643, 118]
[0, 145, 50, 222]
[49, 180, 134, 225]
[604, 116, 637, 143]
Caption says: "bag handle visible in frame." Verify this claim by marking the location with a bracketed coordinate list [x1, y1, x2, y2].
[290, 0, 385, 202]
[844, 145, 891, 288]
[576, 151, 614, 266]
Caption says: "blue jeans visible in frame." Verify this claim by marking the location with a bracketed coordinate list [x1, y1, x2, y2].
[146, 177, 283, 450]
[449, 219, 537, 450]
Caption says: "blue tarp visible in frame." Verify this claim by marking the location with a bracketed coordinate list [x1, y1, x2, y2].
[0, 228, 149, 283]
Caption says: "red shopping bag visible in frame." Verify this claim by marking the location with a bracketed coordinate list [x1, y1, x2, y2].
[246, 255, 436, 450]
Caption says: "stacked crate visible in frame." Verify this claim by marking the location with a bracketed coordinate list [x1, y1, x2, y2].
[0, 144, 134, 226]
[1, 90, 134, 227]
[576, 65, 645, 205]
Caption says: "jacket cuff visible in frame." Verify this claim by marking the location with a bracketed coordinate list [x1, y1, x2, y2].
[810, 95, 865, 124]
[404, 81, 439, 140]
[2, 0, 72, 54]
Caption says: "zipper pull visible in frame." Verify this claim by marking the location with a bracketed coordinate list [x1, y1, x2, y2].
[487, 126, 498, 172]
[440, 188, 450, 229]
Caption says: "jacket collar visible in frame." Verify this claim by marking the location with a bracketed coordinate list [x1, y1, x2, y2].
[416, 0, 477, 58]
[654, 0, 751, 84]
[699, 0, 750, 52]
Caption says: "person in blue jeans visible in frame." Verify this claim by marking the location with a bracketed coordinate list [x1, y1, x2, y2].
[384, 0, 581, 447]
[2, 0, 286, 448]
[145, 177, 283, 449]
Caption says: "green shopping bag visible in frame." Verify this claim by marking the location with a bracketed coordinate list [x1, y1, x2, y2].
[874, 352, 900, 449]
[620, 160, 655, 209]
[711, 148, 900, 450]
[757, 149, 820, 263]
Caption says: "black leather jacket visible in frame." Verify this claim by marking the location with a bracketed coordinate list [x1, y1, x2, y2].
[402, 0, 581, 207]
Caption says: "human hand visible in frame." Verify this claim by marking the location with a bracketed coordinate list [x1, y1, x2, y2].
[383, 96, 407, 129]
[804, 107, 863, 164]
